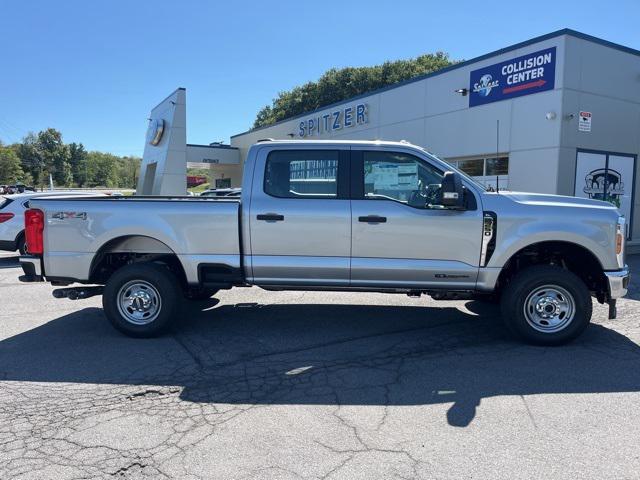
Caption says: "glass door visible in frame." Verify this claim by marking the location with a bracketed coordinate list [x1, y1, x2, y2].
[575, 149, 636, 239]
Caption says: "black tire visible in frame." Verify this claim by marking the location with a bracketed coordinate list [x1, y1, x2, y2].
[184, 287, 219, 301]
[500, 265, 592, 346]
[17, 234, 27, 255]
[102, 263, 180, 338]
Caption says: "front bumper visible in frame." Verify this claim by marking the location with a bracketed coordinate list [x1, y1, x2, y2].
[19, 255, 43, 282]
[605, 265, 630, 299]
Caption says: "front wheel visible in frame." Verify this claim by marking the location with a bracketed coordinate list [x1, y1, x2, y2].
[103, 263, 180, 337]
[501, 265, 592, 345]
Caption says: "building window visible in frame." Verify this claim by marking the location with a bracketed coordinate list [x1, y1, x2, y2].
[448, 155, 509, 190]
[457, 159, 484, 176]
[486, 157, 509, 176]
[264, 150, 339, 198]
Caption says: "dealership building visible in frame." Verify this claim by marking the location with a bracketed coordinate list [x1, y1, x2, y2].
[159, 29, 640, 244]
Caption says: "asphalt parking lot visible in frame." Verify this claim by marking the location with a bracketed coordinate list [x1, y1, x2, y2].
[0, 252, 639, 479]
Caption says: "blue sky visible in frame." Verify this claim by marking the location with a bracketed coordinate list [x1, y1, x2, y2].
[1, 0, 639, 156]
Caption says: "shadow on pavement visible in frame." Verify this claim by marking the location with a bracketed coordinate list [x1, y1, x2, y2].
[1, 301, 639, 427]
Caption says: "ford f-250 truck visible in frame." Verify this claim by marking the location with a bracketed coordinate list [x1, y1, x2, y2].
[19, 140, 630, 345]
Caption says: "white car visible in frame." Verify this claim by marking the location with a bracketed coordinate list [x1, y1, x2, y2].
[0, 191, 105, 254]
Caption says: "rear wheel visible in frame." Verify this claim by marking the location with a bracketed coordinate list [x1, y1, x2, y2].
[501, 265, 592, 345]
[103, 263, 180, 337]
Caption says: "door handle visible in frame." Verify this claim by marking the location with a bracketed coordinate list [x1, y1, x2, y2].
[358, 215, 387, 223]
[257, 213, 284, 221]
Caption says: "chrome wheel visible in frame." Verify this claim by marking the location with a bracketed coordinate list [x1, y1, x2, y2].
[116, 280, 162, 325]
[523, 284, 575, 333]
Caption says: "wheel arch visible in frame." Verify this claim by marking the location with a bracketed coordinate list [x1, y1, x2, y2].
[89, 235, 188, 286]
[495, 240, 608, 301]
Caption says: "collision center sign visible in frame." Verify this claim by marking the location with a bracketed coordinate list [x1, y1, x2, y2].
[469, 47, 556, 107]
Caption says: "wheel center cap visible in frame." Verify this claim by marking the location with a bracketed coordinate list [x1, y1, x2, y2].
[129, 291, 152, 312]
[535, 296, 559, 318]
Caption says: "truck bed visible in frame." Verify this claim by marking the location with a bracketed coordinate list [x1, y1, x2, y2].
[29, 195, 242, 284]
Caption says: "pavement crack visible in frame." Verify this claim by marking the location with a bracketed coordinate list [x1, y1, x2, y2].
[109, 461, 147, 477]
[520, 394, 538, 429]
[126, 387, 181, 401]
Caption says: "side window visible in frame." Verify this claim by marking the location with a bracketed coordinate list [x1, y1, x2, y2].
[363, 151, 443, 208]
[265, 150, 339, 198]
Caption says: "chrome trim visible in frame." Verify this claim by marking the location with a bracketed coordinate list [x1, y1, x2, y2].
[19, 255, 42, 277]
[616, 216, 626, 269]
[480, 213, 494, 266]
[605, 265, 630, 299]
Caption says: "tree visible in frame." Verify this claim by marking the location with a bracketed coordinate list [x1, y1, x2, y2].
[17, 129, 72, 187]
[85, 151, 120, 187]
[37, 128, 72, 186]
[253, 52, 457, 128]
[12, 129, 140, 189]
[68, 142, 88, 186]
[116, 156, 141, 188]
[0, 146, 25, 184]
[18, 132, 45, 185]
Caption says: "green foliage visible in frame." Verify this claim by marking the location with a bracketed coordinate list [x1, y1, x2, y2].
[84, 151, 140, 188]
[0, 146, 26, 184]
[68, 142, 88, 186]
[3, 128, 141, 189]
[253, 52, 457, 128]
[37, 128, 72, 186]
[188, 182, 210, 194]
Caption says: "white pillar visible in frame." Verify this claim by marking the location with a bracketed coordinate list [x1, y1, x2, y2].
[137, 88, 187, 195]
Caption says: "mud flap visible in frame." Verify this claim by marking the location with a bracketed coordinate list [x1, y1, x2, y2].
[608, 299, 617, 319]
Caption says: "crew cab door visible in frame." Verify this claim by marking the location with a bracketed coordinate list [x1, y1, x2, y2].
[350, 147, 483, 289]
[248, 146, 351, 285]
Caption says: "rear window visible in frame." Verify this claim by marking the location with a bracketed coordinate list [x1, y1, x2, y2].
[264, 150, 340, 199]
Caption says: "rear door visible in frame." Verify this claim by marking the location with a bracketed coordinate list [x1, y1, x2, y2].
[248, 146, 351, 286]
[350, 147, 483, 289]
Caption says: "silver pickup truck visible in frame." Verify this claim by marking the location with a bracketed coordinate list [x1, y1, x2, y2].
[20, 140, 629, 345]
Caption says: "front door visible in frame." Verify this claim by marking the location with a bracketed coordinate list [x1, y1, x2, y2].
[350, 147, 483, 289]
[248, 147, 351, 285]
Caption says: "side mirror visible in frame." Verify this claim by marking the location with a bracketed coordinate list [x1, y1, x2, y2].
[438, 171, 465, 209]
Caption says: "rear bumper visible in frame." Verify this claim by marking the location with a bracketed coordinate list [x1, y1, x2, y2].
[19, 255, 43, 282]
[605, 265, 630, 299]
